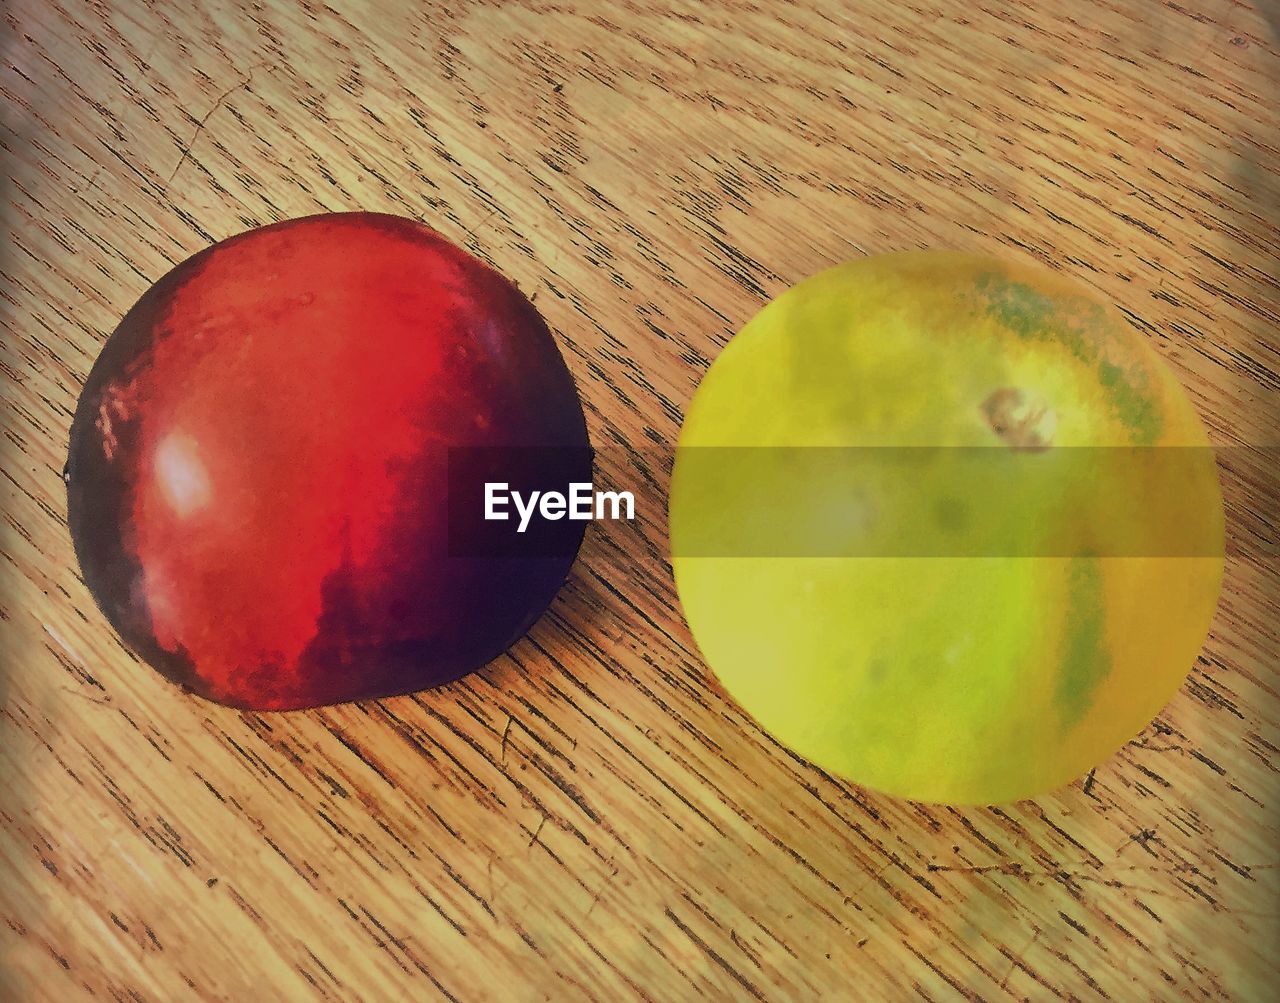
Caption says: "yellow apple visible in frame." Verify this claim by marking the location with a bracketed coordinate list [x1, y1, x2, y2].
[670, 252, 1223, 804]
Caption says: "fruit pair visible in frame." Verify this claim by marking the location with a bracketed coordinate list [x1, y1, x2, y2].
[67, 213, 1223, 804]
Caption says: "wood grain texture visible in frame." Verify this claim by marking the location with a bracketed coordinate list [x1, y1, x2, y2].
[2, 1, 1277, 999]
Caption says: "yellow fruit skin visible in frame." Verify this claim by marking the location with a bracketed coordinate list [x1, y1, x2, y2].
[669, 251, 1224, 805]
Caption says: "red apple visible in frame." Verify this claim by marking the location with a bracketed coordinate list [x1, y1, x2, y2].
[66, 212, 590, 710]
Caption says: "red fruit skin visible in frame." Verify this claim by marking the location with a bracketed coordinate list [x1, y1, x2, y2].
[66, 212, 590, 710]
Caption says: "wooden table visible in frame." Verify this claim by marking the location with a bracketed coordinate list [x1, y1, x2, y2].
[2, 2, 1277, 999]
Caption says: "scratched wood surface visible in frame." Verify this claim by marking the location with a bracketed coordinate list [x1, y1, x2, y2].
[2, 1, 1278, 1000]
